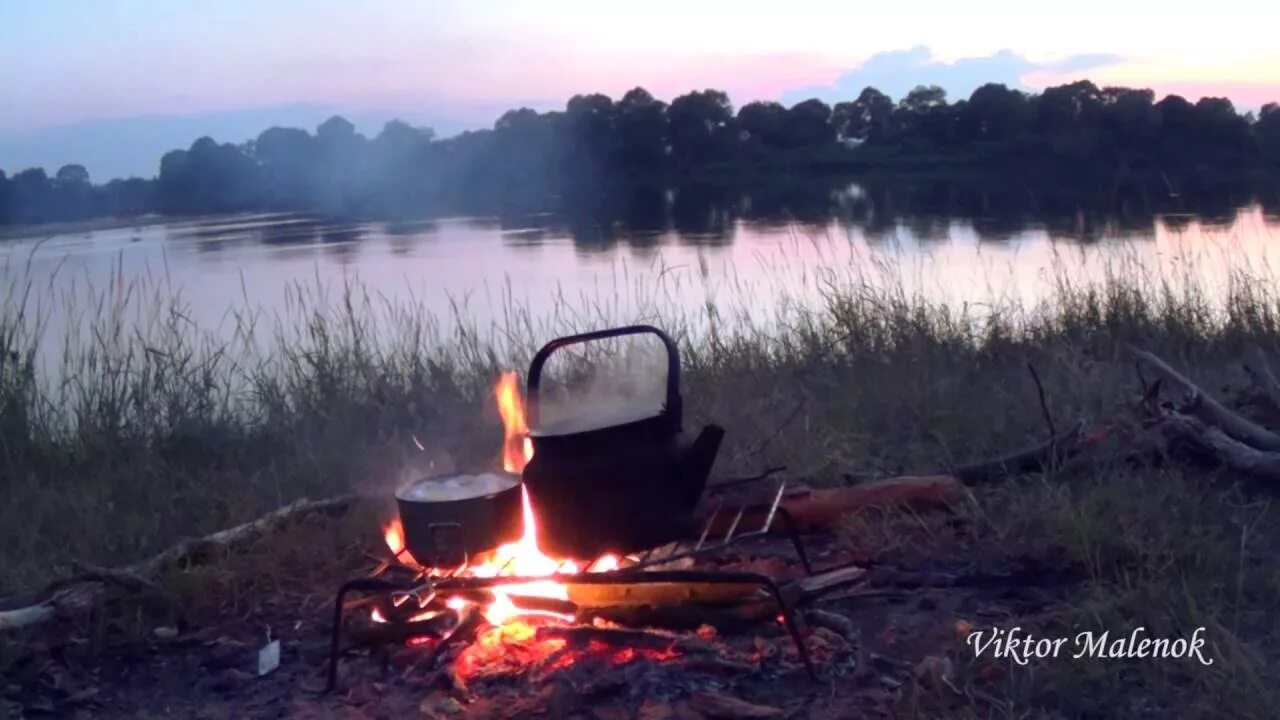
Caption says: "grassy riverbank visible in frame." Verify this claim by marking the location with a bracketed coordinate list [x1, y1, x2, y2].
[3, 260, 1280, 716]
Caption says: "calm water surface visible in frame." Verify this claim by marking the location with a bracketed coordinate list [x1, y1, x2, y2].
[3, 181, 1279, 363]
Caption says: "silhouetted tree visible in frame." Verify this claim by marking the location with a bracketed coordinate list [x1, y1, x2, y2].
[53, 164, 94, 219]
[255, 127, 317, 209]
[961, 84, 1031, 141]
[668, 90, 733, 162]
[833, 87, 894, 142]
[564, 93, 617, 176]
[737, 101, 788, 148]
[899, 85, 947, 113]
[158, 137, 260, 214]
[1100, 87, 1159, 152]
[9, 168, 54, 222]
[368, 120, 434, 214]
[3, 79, 1277, 226]
[0, 170, 9, 223]
[1259, 103, 1280, 162]
[615, 87, 668, 169]
[784, 99, 835, 148]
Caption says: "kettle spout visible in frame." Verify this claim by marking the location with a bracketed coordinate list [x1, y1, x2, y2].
[681, 424, 725, 506]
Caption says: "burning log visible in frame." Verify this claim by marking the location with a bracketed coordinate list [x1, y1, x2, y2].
[507, 595, 579, 617]
[403, 606, 485, 679]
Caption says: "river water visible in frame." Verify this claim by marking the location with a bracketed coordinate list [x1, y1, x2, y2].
[2, 179, 1279, 366]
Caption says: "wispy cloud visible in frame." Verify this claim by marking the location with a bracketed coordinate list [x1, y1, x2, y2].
[781, 46, 1127, 105]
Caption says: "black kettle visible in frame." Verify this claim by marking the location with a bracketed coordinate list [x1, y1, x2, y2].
[519, 325, 724, 559]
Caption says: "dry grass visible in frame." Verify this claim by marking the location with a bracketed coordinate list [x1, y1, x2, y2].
[3, 253, 1280, 717]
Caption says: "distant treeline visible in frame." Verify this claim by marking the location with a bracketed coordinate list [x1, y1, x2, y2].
[2, 80, 1279, 225]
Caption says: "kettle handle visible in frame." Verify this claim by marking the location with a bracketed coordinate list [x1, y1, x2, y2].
[525, 325, 681, 431]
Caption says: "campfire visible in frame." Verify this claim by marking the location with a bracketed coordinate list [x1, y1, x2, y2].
[327, 326, 870, 697]
[378, 373, 623, 630]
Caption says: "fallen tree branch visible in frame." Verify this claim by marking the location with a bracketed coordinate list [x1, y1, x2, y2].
[1130, 345, 1280, 451]
[0, 494, 358, 632]
[1026, 361, 1058, 465]
[946, 420, 1099, 484]
[127, 494, 357, 578]
[1155, 413, 1280, 482]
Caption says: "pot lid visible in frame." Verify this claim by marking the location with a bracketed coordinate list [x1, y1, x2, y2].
[395, 472, 519, 502]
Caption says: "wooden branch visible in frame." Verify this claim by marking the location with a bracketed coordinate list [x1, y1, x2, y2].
[0, 494, 358, 632]
[127, 494, 357, 578]
[1243, 344, 1280, 414]
[1130, 345, 1280, 451]
[947, 420, 1099, 484]
[1156, 413, 1280, 482]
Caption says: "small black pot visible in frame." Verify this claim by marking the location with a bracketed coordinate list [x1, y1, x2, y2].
[395, 472, 523, 567]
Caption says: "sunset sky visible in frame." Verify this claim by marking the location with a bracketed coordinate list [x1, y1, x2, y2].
[3, 0, 1278, 178]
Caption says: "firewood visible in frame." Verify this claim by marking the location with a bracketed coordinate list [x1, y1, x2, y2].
[791, 566, 867, 599]
[566, 581, 766, 609]
[507, 595, 579, 616]
[702, 476, 962, 536]
[1130, 345, 1280, 451]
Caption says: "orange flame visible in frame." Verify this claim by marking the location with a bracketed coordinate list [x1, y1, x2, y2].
[383, 517, 406, 557]
[495, 371, 533, 474]
[377, 372, 626, 636]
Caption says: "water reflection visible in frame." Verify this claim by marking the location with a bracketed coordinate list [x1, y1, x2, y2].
[137, 175, 1280, 259]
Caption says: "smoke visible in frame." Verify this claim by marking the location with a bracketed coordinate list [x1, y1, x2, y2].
[531, 335, 672, 434]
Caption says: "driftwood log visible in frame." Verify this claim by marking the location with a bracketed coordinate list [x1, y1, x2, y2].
[0, 494, 357, 632]
[1156, 413, 1280, 482]
[1131, 345, 1280, 451]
